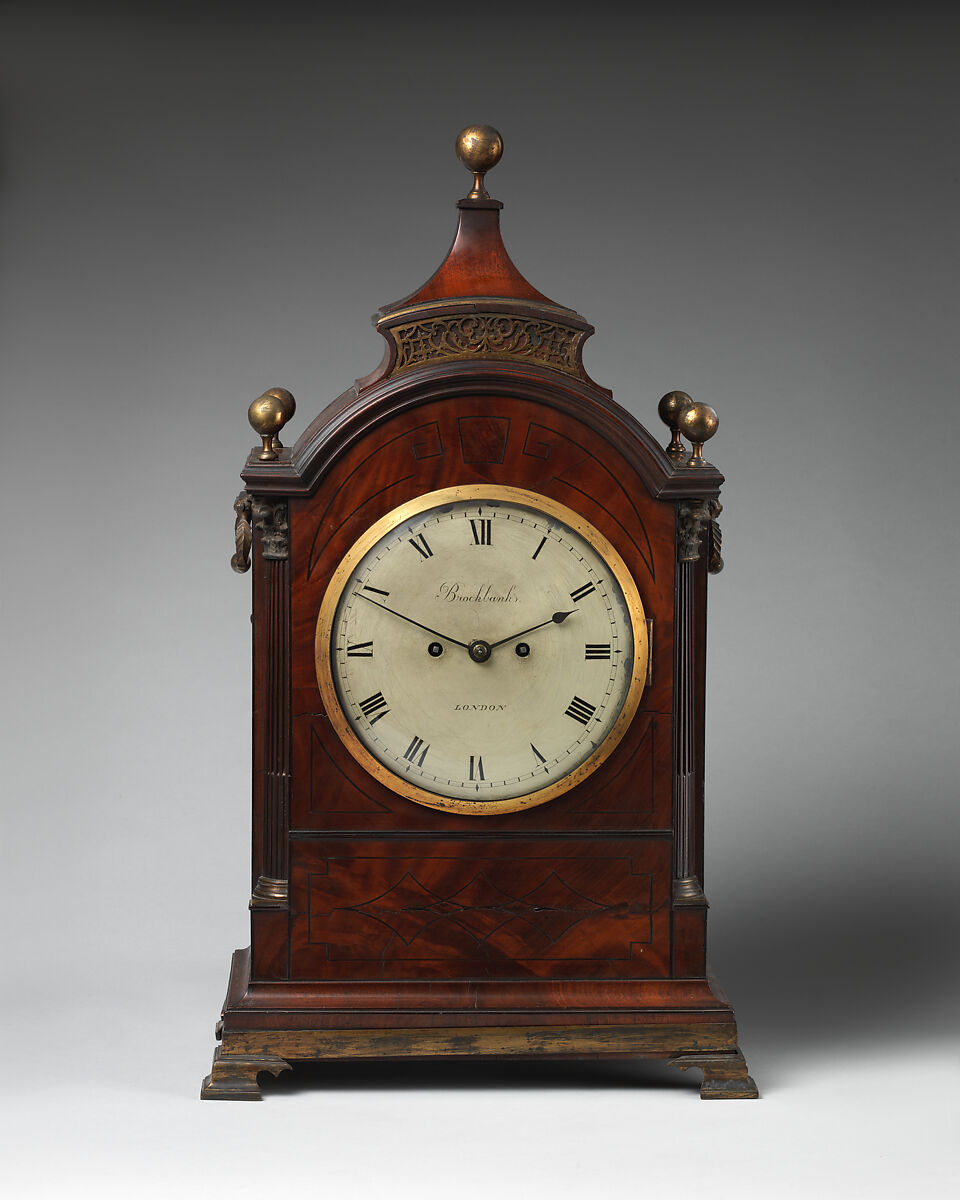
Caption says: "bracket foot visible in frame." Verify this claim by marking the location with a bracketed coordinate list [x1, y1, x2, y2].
[200, 1045, 291, 1101]
[670, 1048, 759, 1099]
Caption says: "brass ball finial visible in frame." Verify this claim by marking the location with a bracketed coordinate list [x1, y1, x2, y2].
[248, 390, 288, 462]
[658, 390, 694, 459]
[263, 386, 296, 451]
[678, 401, 719, 466]
[455, 125, 503, 200]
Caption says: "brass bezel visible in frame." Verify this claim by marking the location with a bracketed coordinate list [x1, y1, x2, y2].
[315, 485, 648, 815]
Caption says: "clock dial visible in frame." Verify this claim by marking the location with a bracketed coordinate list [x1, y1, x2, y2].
[316, 485, 648, 814]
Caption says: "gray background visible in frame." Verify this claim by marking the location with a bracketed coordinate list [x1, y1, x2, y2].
[2, 3, 957, 1196]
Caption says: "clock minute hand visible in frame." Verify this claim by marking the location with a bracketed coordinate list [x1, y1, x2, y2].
[487, 609, 577, 651]
[356, 593, 471, 650]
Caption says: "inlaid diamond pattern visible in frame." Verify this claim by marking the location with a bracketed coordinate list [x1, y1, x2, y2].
[347, 869, 610, 948]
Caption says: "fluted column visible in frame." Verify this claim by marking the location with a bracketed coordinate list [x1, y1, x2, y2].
[673, 500, 709, 905]
[250, 498, 290, 906]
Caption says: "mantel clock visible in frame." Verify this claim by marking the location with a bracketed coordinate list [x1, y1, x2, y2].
[202, 127, 757, 1101]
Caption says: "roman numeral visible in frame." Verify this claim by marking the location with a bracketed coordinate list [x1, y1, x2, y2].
[470, 518, 492, 546]
[570, 582, 596, 604]
[469, 755, 485, 781]
[402, 735, 429, 767]
[584, 643, 611, 660]
[532, 535, 547, 560]
[358, 691, 390, 724]
[408, 532, 433, 559]
[531, 743, 547, 765]
[362, 584, 389, 597]
[565, 695, 597, 725]
[346, 641, 374, 657]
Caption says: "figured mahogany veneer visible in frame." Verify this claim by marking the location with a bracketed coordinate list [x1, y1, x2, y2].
[289, 838, 672, 981]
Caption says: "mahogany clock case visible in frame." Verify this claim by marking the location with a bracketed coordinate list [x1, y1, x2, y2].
[203, 134, 756, 1101]
[290, 394, 674, 984]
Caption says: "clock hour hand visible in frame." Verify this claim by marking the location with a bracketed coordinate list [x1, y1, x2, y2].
[487, 609, 577, 651]
[356, 592, 471, 650]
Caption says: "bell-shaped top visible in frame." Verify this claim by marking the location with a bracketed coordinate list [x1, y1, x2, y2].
[392, 125, 553, 306]
[242, 125, 725, 504]
[372, 126, 593, 383]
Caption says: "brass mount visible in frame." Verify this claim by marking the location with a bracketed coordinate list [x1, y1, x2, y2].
[679, 401, 718, 466]
[248, 387, 296, 461]
[455, 124, 503, 200]
[658, 391, 693, 459]
[657, 391, 718, 466]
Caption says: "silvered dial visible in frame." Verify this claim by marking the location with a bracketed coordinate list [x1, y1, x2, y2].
[316, 486, 647, 815]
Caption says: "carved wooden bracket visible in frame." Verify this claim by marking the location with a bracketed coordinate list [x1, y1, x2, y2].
[252, 499, 289, 560]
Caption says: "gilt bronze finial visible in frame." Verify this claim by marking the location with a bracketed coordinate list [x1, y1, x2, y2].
[678, 401, 719, 467]
[263, 387, 296, 451]
[658, 391, 694, 459]
[248, 390, 291, 462]
[455, 125, 503, 200]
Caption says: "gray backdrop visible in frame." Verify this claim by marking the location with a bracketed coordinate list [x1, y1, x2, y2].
[2, 3, 957, 1197]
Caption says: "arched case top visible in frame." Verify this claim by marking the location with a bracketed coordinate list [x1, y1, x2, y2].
[241, 185, 722, 503]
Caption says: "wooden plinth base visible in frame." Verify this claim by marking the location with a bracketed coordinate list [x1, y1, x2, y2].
[201, 948, 758, 1101]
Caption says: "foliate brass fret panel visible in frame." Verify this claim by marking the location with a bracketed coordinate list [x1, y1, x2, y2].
[388, 313, 584, 376]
